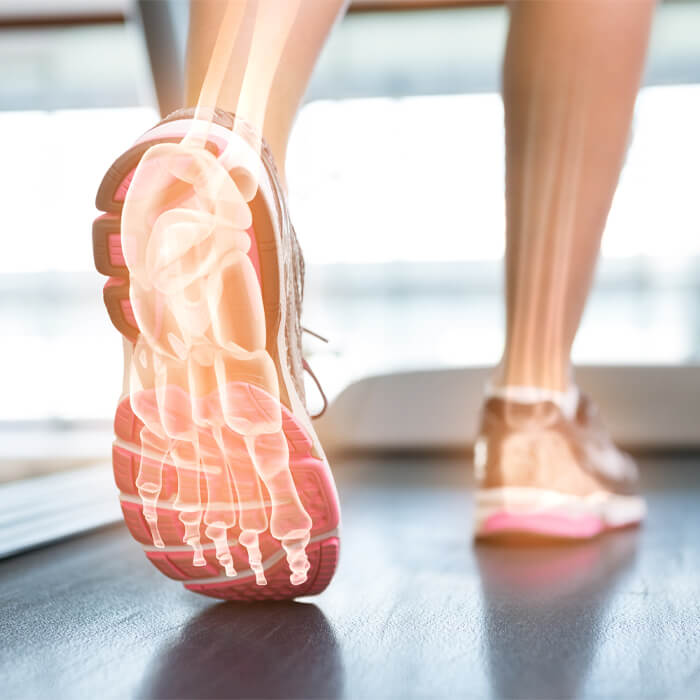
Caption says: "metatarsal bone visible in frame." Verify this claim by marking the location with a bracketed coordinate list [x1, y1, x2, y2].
[187, 356, 221, 428]
[220, 428, 268, 533]
[215, 358, 281, 436]
[152, 353, 196, 440]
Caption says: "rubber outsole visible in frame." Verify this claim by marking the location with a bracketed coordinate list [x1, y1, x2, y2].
[474, 487, 645, 540]
[93, 119, 340, 599]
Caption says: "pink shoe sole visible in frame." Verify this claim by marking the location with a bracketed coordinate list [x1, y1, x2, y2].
[94, 119, 340, 600]
[478, 512, 607, 539]
[474, 487, 645, 541]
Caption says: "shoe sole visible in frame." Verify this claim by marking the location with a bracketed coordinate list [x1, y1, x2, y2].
[93, 117, 340, 599]
[474, 487, 646, 540]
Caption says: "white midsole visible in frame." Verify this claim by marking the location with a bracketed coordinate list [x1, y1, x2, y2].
[474, 487, 647, 529]
[182, 527, 339, 584]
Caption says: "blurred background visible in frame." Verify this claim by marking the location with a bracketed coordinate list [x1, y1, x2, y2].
[1, 0, 699, 483]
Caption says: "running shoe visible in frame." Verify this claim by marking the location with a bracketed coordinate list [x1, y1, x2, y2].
[473, 387, 646, 539]
[93, 108, 340, 600]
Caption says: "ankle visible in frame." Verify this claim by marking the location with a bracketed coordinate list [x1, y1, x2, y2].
[490, 357, 573, 394]
[485, 367, 579, 420]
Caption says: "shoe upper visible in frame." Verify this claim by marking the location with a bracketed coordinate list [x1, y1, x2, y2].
[474, 391, 640, 497]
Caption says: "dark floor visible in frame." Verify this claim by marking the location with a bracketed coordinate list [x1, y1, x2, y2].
[1, 455, 699, 700]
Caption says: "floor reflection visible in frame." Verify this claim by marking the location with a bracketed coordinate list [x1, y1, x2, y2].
[141, 601, 344, 699]
[475, 529, 639, 700]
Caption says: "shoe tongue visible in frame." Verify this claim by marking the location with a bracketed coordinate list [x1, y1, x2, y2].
[485, 383, 580, 421]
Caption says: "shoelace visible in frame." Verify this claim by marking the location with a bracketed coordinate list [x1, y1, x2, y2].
[301, 327, 329, 419]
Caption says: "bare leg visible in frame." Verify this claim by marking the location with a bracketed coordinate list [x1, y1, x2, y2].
[496, 0, 655, 393]
[185, 0, 349, 180]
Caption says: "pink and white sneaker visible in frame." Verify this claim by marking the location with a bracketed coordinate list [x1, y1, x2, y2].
[473, 386, 646, 540]
[93, 108, 340, 600]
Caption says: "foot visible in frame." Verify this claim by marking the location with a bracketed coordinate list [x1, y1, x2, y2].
[473, 386, 646, 539]
[93, 108, 340, 600]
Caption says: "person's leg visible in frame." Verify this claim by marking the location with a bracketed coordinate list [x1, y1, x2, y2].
[185, 0, 349, 181]
[495, 0, 655, 393]
[474, 0, 653, 539]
